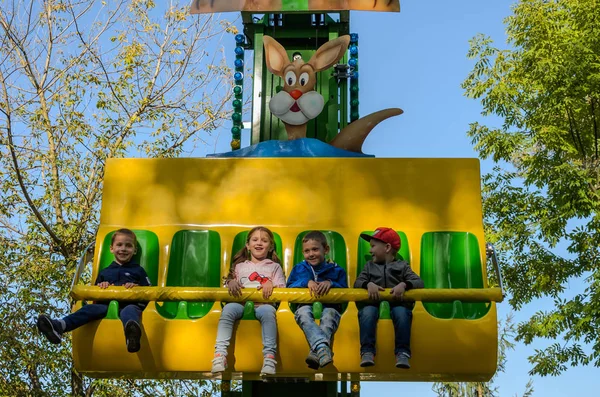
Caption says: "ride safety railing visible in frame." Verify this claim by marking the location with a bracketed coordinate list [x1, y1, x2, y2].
[70, 286, 504, 303]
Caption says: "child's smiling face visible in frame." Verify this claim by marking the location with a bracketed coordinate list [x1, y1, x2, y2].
[369, 239, 391, 264]
[302, 239, 329, 266]
[246, 230, 272, 262]
[110, 233, 136, 265]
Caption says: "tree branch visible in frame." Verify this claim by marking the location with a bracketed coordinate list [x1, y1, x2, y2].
[0, 69, 68, 258]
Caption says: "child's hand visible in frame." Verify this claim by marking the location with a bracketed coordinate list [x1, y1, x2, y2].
[258, 280, 274, 299]
[124, 283, 139, 289]
[367, 282, 384, 301]
[97, 281, 112, 289]
[308, 280, 320, 297]
[227, 279, 243, 297]
[316, 280, 332, 296]
[390, 282, 406, 300]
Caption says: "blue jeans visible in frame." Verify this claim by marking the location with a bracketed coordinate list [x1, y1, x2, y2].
[63, 303, 143, 332]
[294, 305, 341, 351]
[358, 304, 412, 356]
[214, 303, 277, 357]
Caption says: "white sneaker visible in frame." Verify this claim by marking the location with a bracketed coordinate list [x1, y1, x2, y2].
[260, 354, 277, 376]
[211, 354, 227, 373]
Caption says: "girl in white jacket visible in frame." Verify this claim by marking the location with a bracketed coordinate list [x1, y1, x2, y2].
[211, 226, 286, 375]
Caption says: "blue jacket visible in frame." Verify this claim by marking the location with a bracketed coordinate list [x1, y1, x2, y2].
[94, 261, 151, 308]
[287, 260, 348, 312]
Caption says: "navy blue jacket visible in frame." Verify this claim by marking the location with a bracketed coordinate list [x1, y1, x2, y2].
[95, 261, 151, 308]
[287, 260, 348, 312]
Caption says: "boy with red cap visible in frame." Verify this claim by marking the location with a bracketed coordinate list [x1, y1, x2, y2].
[354, 227, 424, 369]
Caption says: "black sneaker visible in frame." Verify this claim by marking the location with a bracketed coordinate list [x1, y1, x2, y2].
[124, 320, 141, 353]
[305, 351, 320, 370]
[37, 315, 62, 344]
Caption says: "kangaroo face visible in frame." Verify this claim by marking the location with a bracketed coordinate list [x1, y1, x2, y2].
[264, 35, 350, 128]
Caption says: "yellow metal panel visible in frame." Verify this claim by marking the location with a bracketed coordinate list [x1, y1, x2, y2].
[74, 157, 496, 381]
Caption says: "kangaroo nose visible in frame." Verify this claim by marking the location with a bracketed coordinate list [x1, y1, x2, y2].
[290, 90, 303, 100]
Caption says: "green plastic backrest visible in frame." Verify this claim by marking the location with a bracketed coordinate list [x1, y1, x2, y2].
[230, 230, 284, 320]
[291, 231, 348, 318]
[420, 232, 491, 320]
[157, 230, 221, 319]
[356, 231, 409, 320]
[98, 229, 159, 286]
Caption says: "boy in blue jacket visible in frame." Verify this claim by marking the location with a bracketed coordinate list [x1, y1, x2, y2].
[287, 231, 348, 369]
[37, 228, 151, 353]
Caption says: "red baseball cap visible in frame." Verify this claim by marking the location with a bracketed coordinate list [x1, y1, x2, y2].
[360, 227, 401, 250]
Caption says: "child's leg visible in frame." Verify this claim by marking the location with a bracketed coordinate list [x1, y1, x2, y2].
[214, 302, 245, 355]
[63, 303, 109, 332]
[120, 304, 144, 353]
[358, 304, 379, 355]
[119, 304, 143, 328]
[319, 307, 341, 345]
[294, 305, 329, 351]
[390, 305, 413, 356]
[255, 304, 278, 375]
[254, 304, 277, 357]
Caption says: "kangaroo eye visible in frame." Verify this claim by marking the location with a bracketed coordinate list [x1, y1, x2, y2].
[285, 71, 297, 86]
[299, 72, 309, 86]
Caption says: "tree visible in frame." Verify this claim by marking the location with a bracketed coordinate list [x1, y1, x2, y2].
[462, 0, 600, 376]
[0, 0, 235, 395]
[432, 315, 534, 397]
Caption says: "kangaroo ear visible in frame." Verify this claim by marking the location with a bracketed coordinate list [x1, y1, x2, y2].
[263, 36, 290, 77]
[308, 35, 350, 72]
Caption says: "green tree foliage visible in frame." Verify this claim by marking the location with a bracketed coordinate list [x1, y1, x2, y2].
[462, 0, 600, 376]
[0, 0, 235, 395]
[432, 315, 534, 397]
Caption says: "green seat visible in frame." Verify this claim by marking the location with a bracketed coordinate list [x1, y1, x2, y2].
[290, 231, 348, 318]
[229, 230, 284, 320]
[356, 230, 410, 319]
[96, 229, 159, 319]
[156, 230, 221, 319]
[420, 232, 491, 320]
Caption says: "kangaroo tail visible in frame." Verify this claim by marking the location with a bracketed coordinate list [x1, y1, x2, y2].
[329, 108, 403, 153]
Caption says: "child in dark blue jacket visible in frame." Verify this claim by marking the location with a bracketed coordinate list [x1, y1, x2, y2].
[287, 231, 348, 369]
[37, 228, 151, 353]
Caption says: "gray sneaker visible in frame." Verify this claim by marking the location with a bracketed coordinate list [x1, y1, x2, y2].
[360, 352, 375, 367]
[305, 351, 320, 370]
[395, 352, 410, 369]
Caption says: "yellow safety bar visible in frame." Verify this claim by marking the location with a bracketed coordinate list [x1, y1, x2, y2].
[71, 286, 503, 303]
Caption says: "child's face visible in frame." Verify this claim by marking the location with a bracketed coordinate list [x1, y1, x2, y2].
[246, 230, 272, 262]
[369, 239, 391, 263]
[302, 239, 329, 266]
[110, 233, 136, 265]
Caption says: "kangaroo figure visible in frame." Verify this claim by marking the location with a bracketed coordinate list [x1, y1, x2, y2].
[263, 35, 402, 153]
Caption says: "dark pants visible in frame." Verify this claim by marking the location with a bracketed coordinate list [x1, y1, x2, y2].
[358, 304, 412, 356]
[63, 303, 143, 332]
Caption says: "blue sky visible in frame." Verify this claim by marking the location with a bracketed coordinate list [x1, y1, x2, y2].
[202, 1, 598, 395]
